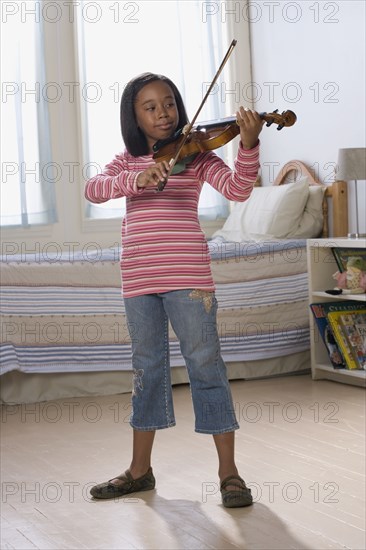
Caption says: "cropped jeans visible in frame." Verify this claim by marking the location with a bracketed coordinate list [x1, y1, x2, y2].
[124, 289, 239, 434]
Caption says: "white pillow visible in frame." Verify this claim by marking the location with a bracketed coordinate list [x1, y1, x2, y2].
[287, 185, 325, 238]
[214, 177, 310, 241]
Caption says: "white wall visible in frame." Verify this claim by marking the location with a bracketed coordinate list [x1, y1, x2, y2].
[249, 0, 366, 235]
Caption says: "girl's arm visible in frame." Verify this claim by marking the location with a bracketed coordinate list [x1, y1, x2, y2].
[196, 142, 260, 202]
[84, 153, 144, 204]
[196, 108, 262, 201]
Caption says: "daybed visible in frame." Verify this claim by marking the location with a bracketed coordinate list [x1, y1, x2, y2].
[0, 161, 348, 403]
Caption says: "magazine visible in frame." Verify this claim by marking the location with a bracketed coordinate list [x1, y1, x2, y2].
[322, 301, 366, 370]
[339, 311, 366, 370]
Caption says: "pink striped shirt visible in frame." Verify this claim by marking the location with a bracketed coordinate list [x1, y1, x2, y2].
[85, 143, 259, 297]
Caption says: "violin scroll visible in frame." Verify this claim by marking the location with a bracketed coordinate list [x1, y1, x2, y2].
[260, 109, 297, 130]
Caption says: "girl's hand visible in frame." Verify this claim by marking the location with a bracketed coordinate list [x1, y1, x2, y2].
[137, 161, 170, 188]
[236, 107, 264, 150]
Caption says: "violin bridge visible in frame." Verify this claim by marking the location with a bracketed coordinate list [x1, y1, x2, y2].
[181, 124, 191, 135]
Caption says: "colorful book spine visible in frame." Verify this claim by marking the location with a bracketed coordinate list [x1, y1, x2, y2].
[327, 311, 359, 369]
[310, 303, 346, 369]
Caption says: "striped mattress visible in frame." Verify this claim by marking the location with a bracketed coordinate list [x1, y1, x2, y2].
[0, 238, 310, 375]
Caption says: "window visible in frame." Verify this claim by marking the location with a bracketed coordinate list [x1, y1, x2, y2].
[77, 0, 230, 220]
[1, 3, 56, 227]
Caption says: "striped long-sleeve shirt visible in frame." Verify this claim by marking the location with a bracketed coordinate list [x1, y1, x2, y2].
[85, 143, 260, 297]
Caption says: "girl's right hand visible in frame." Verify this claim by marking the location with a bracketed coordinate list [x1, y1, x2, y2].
[137, 161, 170, 188]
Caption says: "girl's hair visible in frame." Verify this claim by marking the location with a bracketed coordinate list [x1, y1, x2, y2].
[120, 72, 189, 157]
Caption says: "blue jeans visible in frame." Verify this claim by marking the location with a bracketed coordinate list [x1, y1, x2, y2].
[124, 289, 239, 434]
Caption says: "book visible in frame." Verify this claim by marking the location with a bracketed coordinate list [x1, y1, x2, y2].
[310, 303, 346, 369]
[331, 247, 366, 273]
[339, 311, 366, 370]
[322, 301, 366, 370]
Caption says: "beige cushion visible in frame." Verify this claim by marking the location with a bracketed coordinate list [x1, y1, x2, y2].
[214, 177, 310, 241]
[287, 185, 325, 238]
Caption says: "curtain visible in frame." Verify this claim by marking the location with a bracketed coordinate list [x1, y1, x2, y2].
[0, 4, 57, 227]
[78, 0, 231, 220]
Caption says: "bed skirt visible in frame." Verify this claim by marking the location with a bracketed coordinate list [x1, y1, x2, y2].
[0, 351, 310, 404]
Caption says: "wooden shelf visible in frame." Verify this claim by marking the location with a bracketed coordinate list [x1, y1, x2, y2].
[311, 291, 366, 302]
[307, 239, 366, 387]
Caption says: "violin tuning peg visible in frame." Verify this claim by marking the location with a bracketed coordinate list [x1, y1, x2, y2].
[273, 109, 278, 113]
[266, 121, 273, 127]
[277, 124, 284, 131]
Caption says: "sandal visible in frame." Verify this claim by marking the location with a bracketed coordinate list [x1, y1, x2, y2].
[220, 474, 253, 508]
[90, 467, 155, 499]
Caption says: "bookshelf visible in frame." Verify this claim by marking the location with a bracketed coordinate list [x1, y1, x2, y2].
[307, 238, 366, 387]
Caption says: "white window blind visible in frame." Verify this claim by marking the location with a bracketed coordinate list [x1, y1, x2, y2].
[1, 3, 56, 227]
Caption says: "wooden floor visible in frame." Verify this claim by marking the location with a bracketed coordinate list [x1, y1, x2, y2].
[1, 374, 365, 550]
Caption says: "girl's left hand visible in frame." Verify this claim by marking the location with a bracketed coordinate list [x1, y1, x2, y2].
[236, 107, 264, 150]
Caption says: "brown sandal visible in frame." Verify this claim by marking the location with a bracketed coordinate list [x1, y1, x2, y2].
[90, 467, 155, 499]
[220, 475, 253, 508]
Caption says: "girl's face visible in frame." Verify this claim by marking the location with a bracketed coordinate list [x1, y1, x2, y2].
[134, 80, 179, 153]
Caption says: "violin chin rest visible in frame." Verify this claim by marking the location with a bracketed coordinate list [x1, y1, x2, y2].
[153, 128, 183, 152]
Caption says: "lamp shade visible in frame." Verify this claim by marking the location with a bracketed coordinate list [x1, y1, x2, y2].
[336, 148, 366, 180]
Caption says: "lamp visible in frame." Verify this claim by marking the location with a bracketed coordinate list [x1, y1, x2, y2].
[336, 148, 366, 238]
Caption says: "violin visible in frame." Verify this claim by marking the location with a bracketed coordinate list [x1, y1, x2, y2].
[153, 109, 297, 165]
[153, 39, 297, 191]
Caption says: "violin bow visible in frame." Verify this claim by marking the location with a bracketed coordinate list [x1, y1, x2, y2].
[157, 39, 237, 191]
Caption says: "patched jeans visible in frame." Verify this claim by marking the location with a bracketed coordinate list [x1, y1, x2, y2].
[124, 289, 239, 434]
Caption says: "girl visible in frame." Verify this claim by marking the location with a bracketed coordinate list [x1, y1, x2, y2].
[85, 72, 263, 508]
